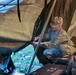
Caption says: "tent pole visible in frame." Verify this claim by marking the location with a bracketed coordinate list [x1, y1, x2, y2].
[25, 0, 57, 75]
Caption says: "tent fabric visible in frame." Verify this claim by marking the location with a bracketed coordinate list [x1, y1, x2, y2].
[0, 0, 23, 13]
[0, 0, 43, 41]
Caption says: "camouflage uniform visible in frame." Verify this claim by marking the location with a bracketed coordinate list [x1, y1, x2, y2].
[43, 28, 75, 59]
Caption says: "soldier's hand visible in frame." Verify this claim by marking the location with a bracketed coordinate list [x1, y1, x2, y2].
[31, 41, 37, 46]
[34, 35, 39, 41]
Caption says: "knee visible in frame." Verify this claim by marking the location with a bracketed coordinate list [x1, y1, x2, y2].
[43, 49, 48, 56]
[43, 50, 46, 56]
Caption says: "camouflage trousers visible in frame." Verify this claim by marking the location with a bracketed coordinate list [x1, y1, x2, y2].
[43, 46, 63, 59]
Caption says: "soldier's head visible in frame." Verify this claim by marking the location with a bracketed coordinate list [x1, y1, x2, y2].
[50, 16, 63, 31]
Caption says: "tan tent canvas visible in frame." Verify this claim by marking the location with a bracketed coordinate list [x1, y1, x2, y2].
[0, 0, 76, 48]
[0, 0, 44, 41]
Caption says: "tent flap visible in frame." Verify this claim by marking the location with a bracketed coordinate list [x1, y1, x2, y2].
[0, 0, 44, 41]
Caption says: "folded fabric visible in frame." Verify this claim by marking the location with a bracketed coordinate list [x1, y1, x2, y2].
[0, 0, 23, 13]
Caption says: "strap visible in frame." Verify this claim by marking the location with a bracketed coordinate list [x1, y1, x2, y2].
[17, 0, 21, 22]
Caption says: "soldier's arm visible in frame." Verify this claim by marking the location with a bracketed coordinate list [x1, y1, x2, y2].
[42, 28, 51, 41]
[52, 32, 69, 45]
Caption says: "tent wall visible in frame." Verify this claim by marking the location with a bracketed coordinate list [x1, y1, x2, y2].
[52, 0, 76, 31]
[0, 0, 44, 41]
[0, 0, 76, 47]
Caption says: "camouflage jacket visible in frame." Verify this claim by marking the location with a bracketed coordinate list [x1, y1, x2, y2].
[43, 28, 75, 55]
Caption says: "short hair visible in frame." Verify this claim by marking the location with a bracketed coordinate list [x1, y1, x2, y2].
[50, 16, 63, 26]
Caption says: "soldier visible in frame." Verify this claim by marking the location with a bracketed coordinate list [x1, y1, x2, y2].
[33, 16, 75, 60]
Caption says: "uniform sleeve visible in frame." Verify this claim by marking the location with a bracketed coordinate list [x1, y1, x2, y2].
[53, 30, 69, 45]
[43, 33, 50, 40]
[42, 28, 51, 40]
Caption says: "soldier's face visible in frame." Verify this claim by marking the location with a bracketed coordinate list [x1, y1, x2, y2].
[51, 24, 61, 31]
